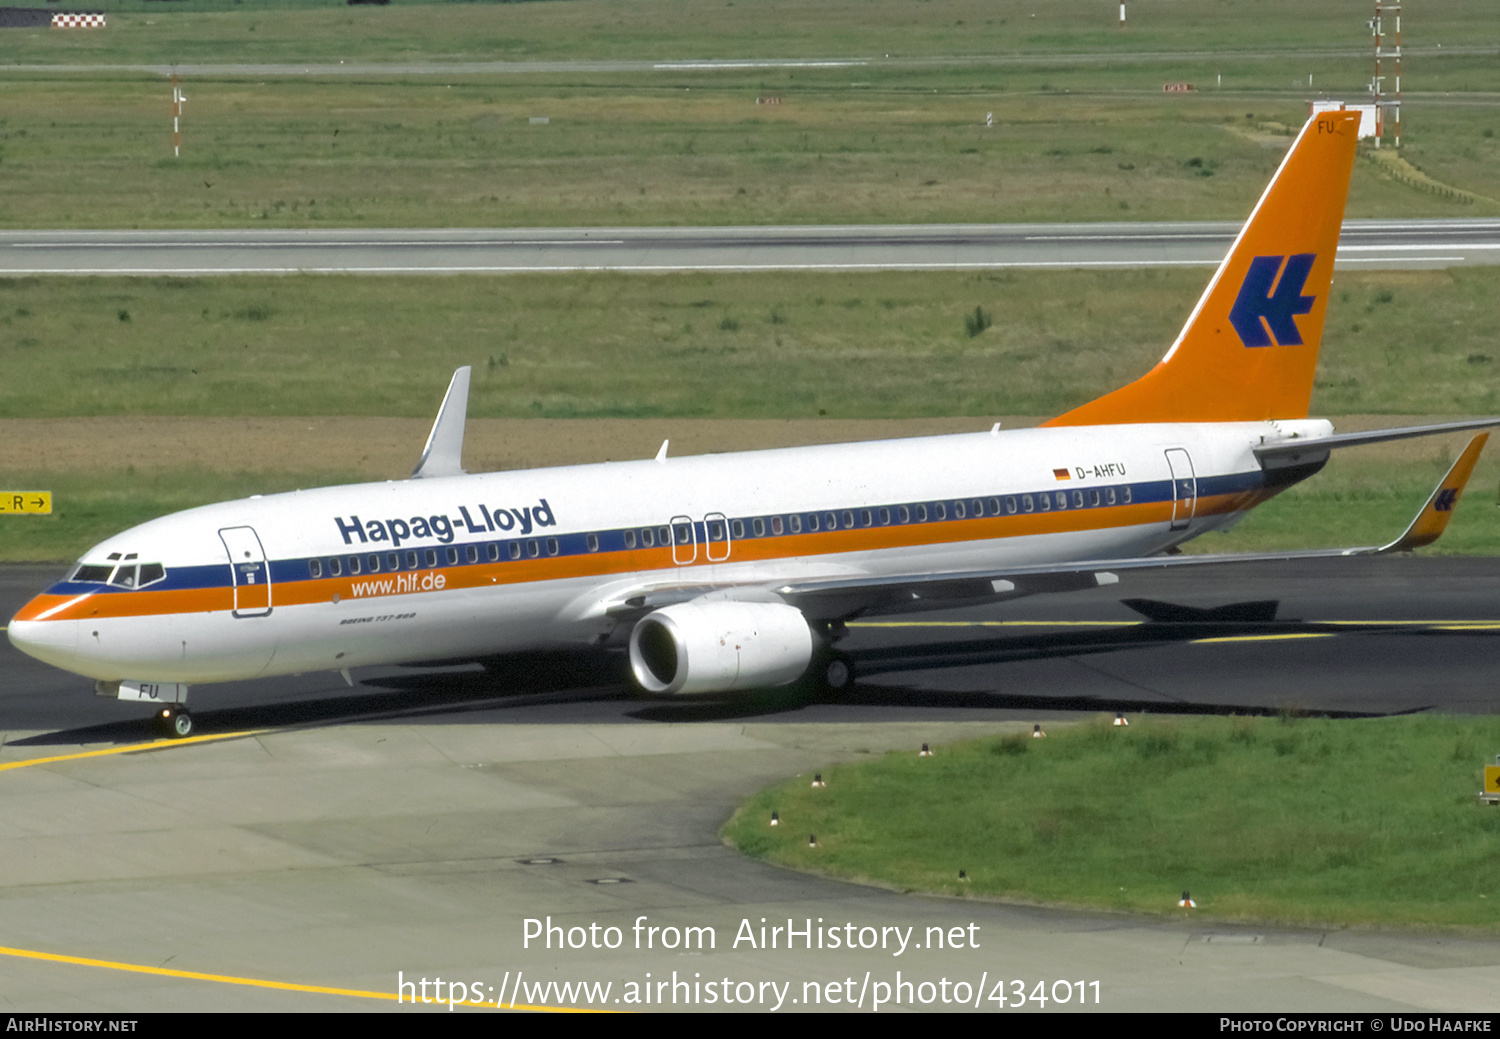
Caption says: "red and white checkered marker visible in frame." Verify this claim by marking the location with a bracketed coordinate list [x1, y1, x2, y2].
[52, 13, 106, 28]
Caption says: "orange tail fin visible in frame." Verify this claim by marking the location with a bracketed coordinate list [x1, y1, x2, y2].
[1044, 110, 1361, 427]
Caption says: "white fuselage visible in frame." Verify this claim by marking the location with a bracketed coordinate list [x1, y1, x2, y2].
[9, 419, 1329, 687]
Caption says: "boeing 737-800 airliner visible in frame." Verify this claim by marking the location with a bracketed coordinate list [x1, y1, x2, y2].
[9, 110, 1498, 736]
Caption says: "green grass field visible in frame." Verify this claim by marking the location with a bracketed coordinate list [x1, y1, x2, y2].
[9, 0, 1500, 67]
[725, 714, 1500, 930]
[1, 0, 1497, 228]
[4, 268, 1498, 419]
[1, 76, 1494, 229]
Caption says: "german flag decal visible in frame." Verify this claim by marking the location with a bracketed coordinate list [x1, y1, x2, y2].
[1053, 468, 1071, 481]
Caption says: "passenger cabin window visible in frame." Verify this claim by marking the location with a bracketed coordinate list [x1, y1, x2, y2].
[330, 558, 343, 577]
[789, 515, 801, 534]
[728, 521, 743, 540]
[308, 560, 323, 579]
[467, 545, 479, 564]
[368, 555, 381, 573]
[546, 537, 559, 556]
[707, 520, 725, 541]
[641, 528, 655, 548]
[624, 529, 638, 549]
[674, 523, 692, 545]
[933, 503, 946, 521]
[388, 552, 400, 571]
[528, 539, 540, 558]
[1123, 485, 1133, 503]
[770, 516, 784, 536]
[487, 544, 500, 562]
[509, 541, 522, 560]
[752, 517, 765, 537]
[425, 549, 438, 567]
[586, 534, 599, 553]
[915, 504, 928, 523]
[348, 556, 362, 575]
[842, 511, 854, 529]
[878, 508, 890, 525]
[954, 501, 966, 519]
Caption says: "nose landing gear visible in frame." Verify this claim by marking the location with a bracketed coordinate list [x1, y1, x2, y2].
[156, 706, 193, 739]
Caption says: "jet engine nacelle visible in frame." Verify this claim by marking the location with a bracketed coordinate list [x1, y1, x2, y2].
[628, 600, 814, 695]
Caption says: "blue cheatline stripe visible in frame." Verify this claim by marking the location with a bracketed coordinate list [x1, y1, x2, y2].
[47, 471, 1274, 598]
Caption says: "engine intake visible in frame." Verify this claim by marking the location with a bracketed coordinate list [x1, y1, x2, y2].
[628, 600, 814, 695]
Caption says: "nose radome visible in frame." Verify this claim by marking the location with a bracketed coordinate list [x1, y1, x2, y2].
[7, 616, 80, 671]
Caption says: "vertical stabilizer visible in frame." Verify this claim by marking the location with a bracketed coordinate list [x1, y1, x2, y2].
[1045, 110, 1361, 427]
[412, 366, 471, 479]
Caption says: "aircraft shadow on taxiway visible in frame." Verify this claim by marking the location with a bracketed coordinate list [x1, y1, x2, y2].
[22, 595, 1471, 746]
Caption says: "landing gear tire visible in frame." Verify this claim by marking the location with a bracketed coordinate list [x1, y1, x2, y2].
[158, 706, 193, 739]
[820, 653, 854, 693]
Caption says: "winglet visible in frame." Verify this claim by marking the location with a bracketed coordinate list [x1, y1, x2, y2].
[1378, 433, 1488, 553]
[411, 366, 471, 479]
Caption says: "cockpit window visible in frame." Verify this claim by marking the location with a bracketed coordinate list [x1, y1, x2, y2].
[72, 560, 166, 587]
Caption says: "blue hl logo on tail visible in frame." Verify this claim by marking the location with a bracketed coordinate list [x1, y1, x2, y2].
[1229, 253, 1317, 347]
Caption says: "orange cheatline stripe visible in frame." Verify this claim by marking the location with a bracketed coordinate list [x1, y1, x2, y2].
[0, 730, 267, 773]
[0, 944, 604, 1012]
[22, 492, 1272, 623]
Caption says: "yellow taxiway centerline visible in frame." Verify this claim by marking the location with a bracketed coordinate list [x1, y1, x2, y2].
[0, 943, 599, 1012]
[1192, 633, 1338, 645]
[0, 730, 267, 772]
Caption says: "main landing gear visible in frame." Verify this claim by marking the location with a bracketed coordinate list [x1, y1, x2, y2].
[156, 705, 193, 739]
[812, 620, 855, 694]
[821, 653, 854, 692]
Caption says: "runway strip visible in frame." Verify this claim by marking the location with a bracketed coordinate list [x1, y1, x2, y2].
[3, 219, 1496, 275]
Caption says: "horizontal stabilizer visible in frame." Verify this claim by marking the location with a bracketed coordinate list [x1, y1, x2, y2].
[1256, 417, 1500, 468]
[412, 366, 472, 480]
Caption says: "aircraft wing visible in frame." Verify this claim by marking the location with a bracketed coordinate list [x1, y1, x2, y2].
[604, 433, 1490, 626]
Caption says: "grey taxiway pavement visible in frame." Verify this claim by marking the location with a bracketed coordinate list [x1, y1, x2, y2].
[3, 219, 1498, 276]
[3, 558, 1500, 1012]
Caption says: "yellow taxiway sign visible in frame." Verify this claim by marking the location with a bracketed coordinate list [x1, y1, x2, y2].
[0, 492, 50, 515]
